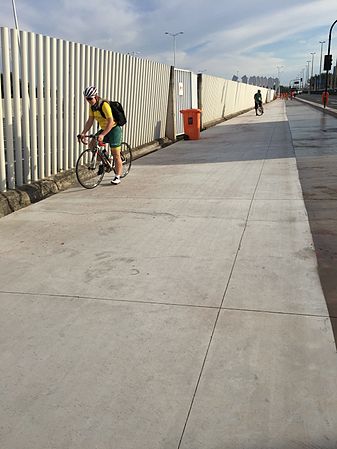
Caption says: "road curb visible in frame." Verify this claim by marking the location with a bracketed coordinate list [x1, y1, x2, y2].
[295, 97, 337, 118]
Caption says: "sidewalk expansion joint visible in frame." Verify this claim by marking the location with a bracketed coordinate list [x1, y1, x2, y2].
[0, 290, 332, 321]
[0, 290, 220, 310]
[221, 306, 333, 320]
[177, 117, 278, 449]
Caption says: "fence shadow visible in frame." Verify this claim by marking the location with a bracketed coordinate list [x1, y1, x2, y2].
[135, 119, 296, 166]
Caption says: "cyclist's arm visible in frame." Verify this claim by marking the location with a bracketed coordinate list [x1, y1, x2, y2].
[97, 102, 115, 140]
[100, 117, 114, 138]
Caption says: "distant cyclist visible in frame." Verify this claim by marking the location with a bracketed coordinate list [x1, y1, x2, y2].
[79, 86, 122, 185]
[254, 89, 263, 115]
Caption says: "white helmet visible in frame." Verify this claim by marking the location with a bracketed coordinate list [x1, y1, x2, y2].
[83, 86, 98, 98]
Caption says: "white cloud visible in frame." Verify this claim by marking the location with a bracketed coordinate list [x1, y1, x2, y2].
[1, 0, 336, 83]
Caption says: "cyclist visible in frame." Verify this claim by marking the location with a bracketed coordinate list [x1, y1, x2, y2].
[254, 89, 263, 115]
[79, 86, 122, 185]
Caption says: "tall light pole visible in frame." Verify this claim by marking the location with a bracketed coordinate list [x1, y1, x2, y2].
[319, 41, 326, 90]
[306, 60, 311, 88]
[11, 0, 21, 47]
[324, 20, 337, 107]
[310, 52, 316, 92]
[165, 31, 184, 67]
[276, 65, 283, 96]
[11, 0, 20, 31]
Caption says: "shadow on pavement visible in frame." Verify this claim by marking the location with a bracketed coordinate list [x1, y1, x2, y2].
[135, 120, 295, 166]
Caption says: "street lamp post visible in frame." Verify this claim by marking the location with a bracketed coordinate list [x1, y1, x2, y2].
[324, 20, 337, 107]
[319, 40, 326, 90]
[309, 52, 315, 93]
[165, 31, 184, 67]
[11, 0, 20, 31]
[306, 60, 311, 88]
[301, 68, 305, 89]
[11, 0, 21, 47]
[276, 65, 283, 96]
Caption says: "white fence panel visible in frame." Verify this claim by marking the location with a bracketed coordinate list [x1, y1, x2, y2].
[174, 68, 193, 135]
[191, 73, 198, 109]
[11, 30, 23, 186]
[1, 28, 15, 189]
[0, 84, 5, 191]
[201, 74, 275, 126]
[0, 27, 171, 191]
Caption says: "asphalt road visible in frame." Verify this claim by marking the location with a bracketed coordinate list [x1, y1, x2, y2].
[297, 93, 337, 110]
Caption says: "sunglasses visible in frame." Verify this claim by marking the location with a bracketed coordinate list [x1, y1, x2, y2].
[86, 97, 95, 101]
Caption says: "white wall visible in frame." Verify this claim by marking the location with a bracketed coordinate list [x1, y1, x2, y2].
[200, 74, 274, 126]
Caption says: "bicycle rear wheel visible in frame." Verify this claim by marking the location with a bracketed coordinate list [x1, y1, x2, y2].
[76, 149, 105, 189]
[120, 142, 132, 178]
[257, 105, 264, 116]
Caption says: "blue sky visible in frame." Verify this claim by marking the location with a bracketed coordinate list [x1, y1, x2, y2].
[1, 0, 336, 84]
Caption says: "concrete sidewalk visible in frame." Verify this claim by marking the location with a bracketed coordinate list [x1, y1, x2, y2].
[1, 100, 337, 449]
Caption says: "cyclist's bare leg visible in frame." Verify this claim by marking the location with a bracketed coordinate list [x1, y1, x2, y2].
[111, 147, 122, 176]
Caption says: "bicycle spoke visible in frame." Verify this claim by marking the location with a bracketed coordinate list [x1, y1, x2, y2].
[120, 142, 132, 178]
[76, 149, 105, 189]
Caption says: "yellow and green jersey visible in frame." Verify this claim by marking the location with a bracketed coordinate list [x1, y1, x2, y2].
[89, 101, 116, 129]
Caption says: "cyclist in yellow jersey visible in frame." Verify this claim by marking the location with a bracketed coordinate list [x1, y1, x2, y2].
[79, 86, 122, 185]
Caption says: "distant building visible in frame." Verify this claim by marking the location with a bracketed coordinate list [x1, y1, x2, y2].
[267, 77, 275, 88]
[247, 75, 278, 89]
[234, 74, 278, 89]
[249, 76, 257, 85]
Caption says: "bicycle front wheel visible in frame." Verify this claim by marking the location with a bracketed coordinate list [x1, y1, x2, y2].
[76, 149, 105, 189]
[257, 105, 264, 116]
[120, 142, 132, 178]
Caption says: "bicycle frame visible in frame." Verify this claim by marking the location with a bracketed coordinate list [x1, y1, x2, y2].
[79, 134, 114, 172]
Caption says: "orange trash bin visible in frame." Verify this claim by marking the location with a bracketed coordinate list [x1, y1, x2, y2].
[180, 109, 201, 140]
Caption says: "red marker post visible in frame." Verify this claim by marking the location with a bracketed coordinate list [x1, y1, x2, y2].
[322, 90, 329, 108]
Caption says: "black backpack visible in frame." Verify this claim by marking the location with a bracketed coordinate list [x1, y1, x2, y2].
[98, 100, 127, 126]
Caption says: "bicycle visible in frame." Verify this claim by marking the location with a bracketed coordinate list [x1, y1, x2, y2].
[76, 134, 132, 189]
[256, 102, 264, 116]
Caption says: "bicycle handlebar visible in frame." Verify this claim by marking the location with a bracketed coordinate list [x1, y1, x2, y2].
[77, 134, 105, 146]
